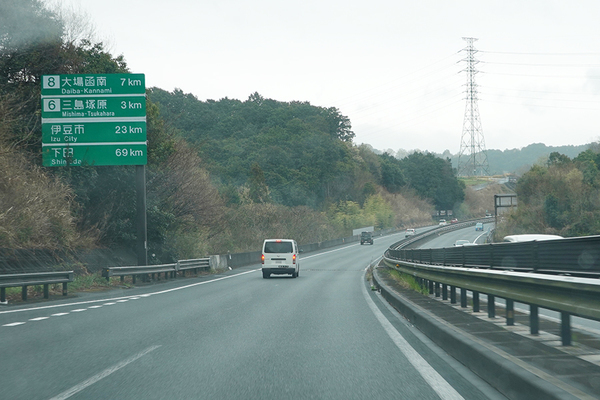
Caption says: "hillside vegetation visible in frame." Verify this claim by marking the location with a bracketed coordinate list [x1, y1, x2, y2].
[2, 1, 598, 265]
[0, 1, 450, 262]
[495, 150, 600, 239]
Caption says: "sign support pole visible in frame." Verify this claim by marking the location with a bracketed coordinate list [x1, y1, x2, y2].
[136, 164, 148, 266]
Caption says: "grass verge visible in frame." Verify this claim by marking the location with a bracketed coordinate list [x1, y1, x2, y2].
[386, 268, 429, 295]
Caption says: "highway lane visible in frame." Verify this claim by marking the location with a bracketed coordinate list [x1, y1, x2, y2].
[0, 232, 504, 400]
[424, 222, 491, 247]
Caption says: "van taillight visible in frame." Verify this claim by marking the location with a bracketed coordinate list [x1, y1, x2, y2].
[261, 254, 265, 264]
[293, 254, 296, 264]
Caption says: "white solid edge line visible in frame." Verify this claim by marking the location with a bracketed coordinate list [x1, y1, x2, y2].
[0, 269, 259, 315]
[48, 345, 161, 400]
[361, 269, 464, 400]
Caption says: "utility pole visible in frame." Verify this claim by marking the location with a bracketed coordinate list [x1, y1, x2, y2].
[457, 37, 490, 177]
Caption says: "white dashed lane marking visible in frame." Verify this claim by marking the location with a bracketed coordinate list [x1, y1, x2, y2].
[1, 269, 258, 329]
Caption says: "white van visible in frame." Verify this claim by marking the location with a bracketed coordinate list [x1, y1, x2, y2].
[261, 239, 300, 279]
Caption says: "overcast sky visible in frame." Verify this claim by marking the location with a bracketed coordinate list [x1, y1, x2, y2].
[55, 0, 600, 154]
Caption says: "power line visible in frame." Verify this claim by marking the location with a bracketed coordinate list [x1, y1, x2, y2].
[479, 85, 600, 97]
[482, 61, 600, 67]
[481, 71, 600, 79]
[479, 51, 600, 56]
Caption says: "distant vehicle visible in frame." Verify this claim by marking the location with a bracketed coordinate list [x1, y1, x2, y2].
[454, 239, 470, 246]
[502, 234, 563, 243]
[485, 213, 493, 217]
[475, 222, 484, 231]
[261, 239, 300, 278]
[405, 228, 416, 238]
[438, 219, 447, 226]
[450, 218, 458, 224]
[360, 231, 374, 245]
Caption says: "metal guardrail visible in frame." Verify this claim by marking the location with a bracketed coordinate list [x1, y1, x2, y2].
[387, 234, 600, 276]
[178, 258, 210, 275]
[0, 271, 74, 302]
[102, 258, 211, 283]
[102, 263, 177, 284]
[383, 232, 600, 346]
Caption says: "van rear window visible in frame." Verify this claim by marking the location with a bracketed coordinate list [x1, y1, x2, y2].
[264, 241, 293, 253]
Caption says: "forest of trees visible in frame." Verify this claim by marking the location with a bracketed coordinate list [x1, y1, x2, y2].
[2, 1, 599, 266]
[495, 148, 600, 239]
[1, 1, 464, 262]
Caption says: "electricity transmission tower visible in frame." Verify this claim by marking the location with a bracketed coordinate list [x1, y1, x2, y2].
[457, 37, 490, 177]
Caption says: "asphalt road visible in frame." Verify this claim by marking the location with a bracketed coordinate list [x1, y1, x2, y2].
[1, 231, 506, 400]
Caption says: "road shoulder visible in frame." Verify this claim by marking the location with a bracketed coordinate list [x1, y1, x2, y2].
[372, 266, 600, 400]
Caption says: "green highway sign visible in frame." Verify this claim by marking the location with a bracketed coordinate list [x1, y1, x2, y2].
[41, 73, 146, 167]
[42, 121, 146, 144]
[41, 74, 145, 96]
[42, 143, 147, 167]
[41, 95, 146, 119]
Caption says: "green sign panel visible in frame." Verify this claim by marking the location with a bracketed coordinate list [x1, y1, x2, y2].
[41, 73, 146, 167]
[42, 143, 147, 167]
[42, 121, 146, 144]
[41, 74, 145, 96]
[41, 96, 146, 119]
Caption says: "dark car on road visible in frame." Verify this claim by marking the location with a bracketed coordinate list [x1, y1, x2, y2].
[360, 231, 373, 245]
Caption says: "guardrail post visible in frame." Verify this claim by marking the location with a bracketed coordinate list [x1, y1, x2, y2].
[460, 288, 467, 308]
[62, 282, 68, 296]
[434, 282, 440, 297]
[488, 294, 495, 318]
[450, 286, 457, 304]
[428, 280, 434, 294]
[442, 284, 448, 300]
[530, 305, 539, 334]
[132, 274, 137, 284]
[473, 291, 480, 312]
[1, 287, 5, 302]
[533, 241, 539, 271]
[44, 284, 49, 299]
[561, 312, 572, 346]
[22, 285, 27, 301]
[506, 299, 514, 326]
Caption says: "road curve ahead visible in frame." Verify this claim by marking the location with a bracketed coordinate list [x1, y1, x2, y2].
[1, 233, 505, 400]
